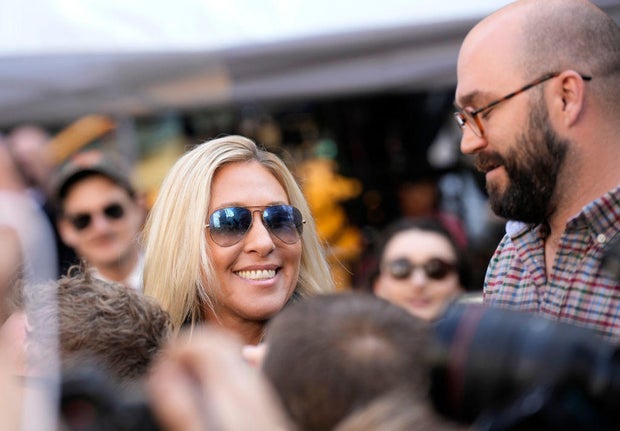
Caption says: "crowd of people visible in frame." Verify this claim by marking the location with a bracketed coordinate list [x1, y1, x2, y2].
[1, 0, 619, 429]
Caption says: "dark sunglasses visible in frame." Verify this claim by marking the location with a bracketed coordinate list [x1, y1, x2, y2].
[65, 202, 125, 231]
[206, 205, 305, 247]
[382, 257, 457, 281]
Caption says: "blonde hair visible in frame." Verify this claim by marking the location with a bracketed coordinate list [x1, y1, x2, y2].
[143, 135, 334, 332]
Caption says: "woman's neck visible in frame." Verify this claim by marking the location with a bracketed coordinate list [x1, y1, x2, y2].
[201, 308, 265, 345]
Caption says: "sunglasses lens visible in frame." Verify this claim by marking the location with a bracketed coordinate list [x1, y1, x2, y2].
[263, 205, 303, 244]
[103, 203, 125, 220]
[66, 202, 126, 231]
[71, 214, 92, 231]
[208, 207, 252, 246]
[384, 258, 456, 281]
[424, 258, 456, 280]
[386, 259, 413, 280]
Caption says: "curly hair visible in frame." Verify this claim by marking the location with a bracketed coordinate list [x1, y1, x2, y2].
[26, 268, 172, 383]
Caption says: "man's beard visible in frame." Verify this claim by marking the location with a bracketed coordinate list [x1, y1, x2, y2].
[477, 98, 569, 224]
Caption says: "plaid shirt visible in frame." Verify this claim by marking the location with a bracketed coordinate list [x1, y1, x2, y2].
[484, 184, 620, 343]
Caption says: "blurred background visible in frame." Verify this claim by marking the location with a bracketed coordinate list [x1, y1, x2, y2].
[2, 0, 620, 289]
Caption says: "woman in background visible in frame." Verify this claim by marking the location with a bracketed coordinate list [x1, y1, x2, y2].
[143, 135, 333, 344]
[369, 217, 474, 321]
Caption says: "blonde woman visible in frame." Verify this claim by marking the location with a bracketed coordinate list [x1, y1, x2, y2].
[143, 135, 334, 344]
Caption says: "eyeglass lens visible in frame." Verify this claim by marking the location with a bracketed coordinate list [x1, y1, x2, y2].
[384, 257, 456, 281]
[207, 205, 304, 247]
[454, 110, 481, 137]
[68, 203, 125, 231]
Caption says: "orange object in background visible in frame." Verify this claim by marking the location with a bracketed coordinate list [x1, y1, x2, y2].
[47, 115, 116, 166]
[297, 157, 363, 290]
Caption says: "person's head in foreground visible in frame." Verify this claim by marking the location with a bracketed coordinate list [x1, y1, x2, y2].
[262, 292, 459, 431]
[26, 269, 172, 386]
[143, 135, 333, 344]
[371, 217, 472, 321]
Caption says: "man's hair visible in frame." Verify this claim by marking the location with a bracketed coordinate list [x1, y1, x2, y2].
[262, 292, 431, 431]
[515, 0, 620, 110]
[334, 389, 464, 431]
[142, 135, 334, 332]
[26, 269, 172, 383]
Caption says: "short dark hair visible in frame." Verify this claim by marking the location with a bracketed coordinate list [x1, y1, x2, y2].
[263, 292, 431, 431]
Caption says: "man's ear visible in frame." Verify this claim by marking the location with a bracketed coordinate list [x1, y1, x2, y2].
[556, 70, 588, 128]
[57, 218, 79, 248]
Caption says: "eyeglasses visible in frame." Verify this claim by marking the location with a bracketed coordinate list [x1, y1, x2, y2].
[65, 202, 125, 231]
[206, 205, 305, 247]
[382, 257, 457, 281]
[454, 72, 592, 137]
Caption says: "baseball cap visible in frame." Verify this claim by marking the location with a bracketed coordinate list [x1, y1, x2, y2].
[52, 150, 136, 207]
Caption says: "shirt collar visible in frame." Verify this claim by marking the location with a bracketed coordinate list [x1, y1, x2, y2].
[504, 183, 620, 242]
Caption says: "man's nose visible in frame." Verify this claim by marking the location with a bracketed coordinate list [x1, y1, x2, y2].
[460, 128, 488, 154]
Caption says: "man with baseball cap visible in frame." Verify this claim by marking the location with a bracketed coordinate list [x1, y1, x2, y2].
[53, 150, 146, 291]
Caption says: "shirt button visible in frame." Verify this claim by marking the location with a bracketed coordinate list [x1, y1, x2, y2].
[597, 233, 607, 244]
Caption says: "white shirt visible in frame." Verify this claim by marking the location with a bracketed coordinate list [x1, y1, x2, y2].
[90, 252, 144, 292]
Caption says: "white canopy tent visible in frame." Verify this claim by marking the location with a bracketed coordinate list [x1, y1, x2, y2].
[1, 0, 619, 127]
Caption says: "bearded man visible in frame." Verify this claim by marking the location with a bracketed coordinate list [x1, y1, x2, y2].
[453, 0, 620, 341]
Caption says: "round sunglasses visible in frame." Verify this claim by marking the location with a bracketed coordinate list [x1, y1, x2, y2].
[382, 257, 457, 281]
[206, 205, 305, 247]
[65, 202, 125, 231]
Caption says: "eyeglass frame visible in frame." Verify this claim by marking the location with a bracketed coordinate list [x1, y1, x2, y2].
[453, 71, 592, 137]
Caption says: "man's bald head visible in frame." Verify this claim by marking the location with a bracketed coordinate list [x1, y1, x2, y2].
[460, 0, 620, 109]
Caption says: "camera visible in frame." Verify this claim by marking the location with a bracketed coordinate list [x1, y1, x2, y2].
[428, 302, 620, 430]
[59, 366, 160, 431]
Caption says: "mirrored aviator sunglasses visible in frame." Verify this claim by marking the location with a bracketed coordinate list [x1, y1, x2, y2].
[67, 202, 125, 231]
[383, 257, 457, 281]
[206, 205, 305, 247]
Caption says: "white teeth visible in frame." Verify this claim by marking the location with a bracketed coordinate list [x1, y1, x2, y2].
[236, 269, 276, 280]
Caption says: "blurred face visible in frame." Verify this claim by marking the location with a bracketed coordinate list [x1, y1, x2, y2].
[58, 175, 144, 269]
[373, 229, 463, 321]
[205, 161, 302, 331]
[7, 126, 51, 188]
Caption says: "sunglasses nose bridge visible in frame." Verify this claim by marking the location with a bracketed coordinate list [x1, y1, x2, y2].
[244, 209, 276, 246]
[83, 212, 110, 231]
[406, 266, 431, 285]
